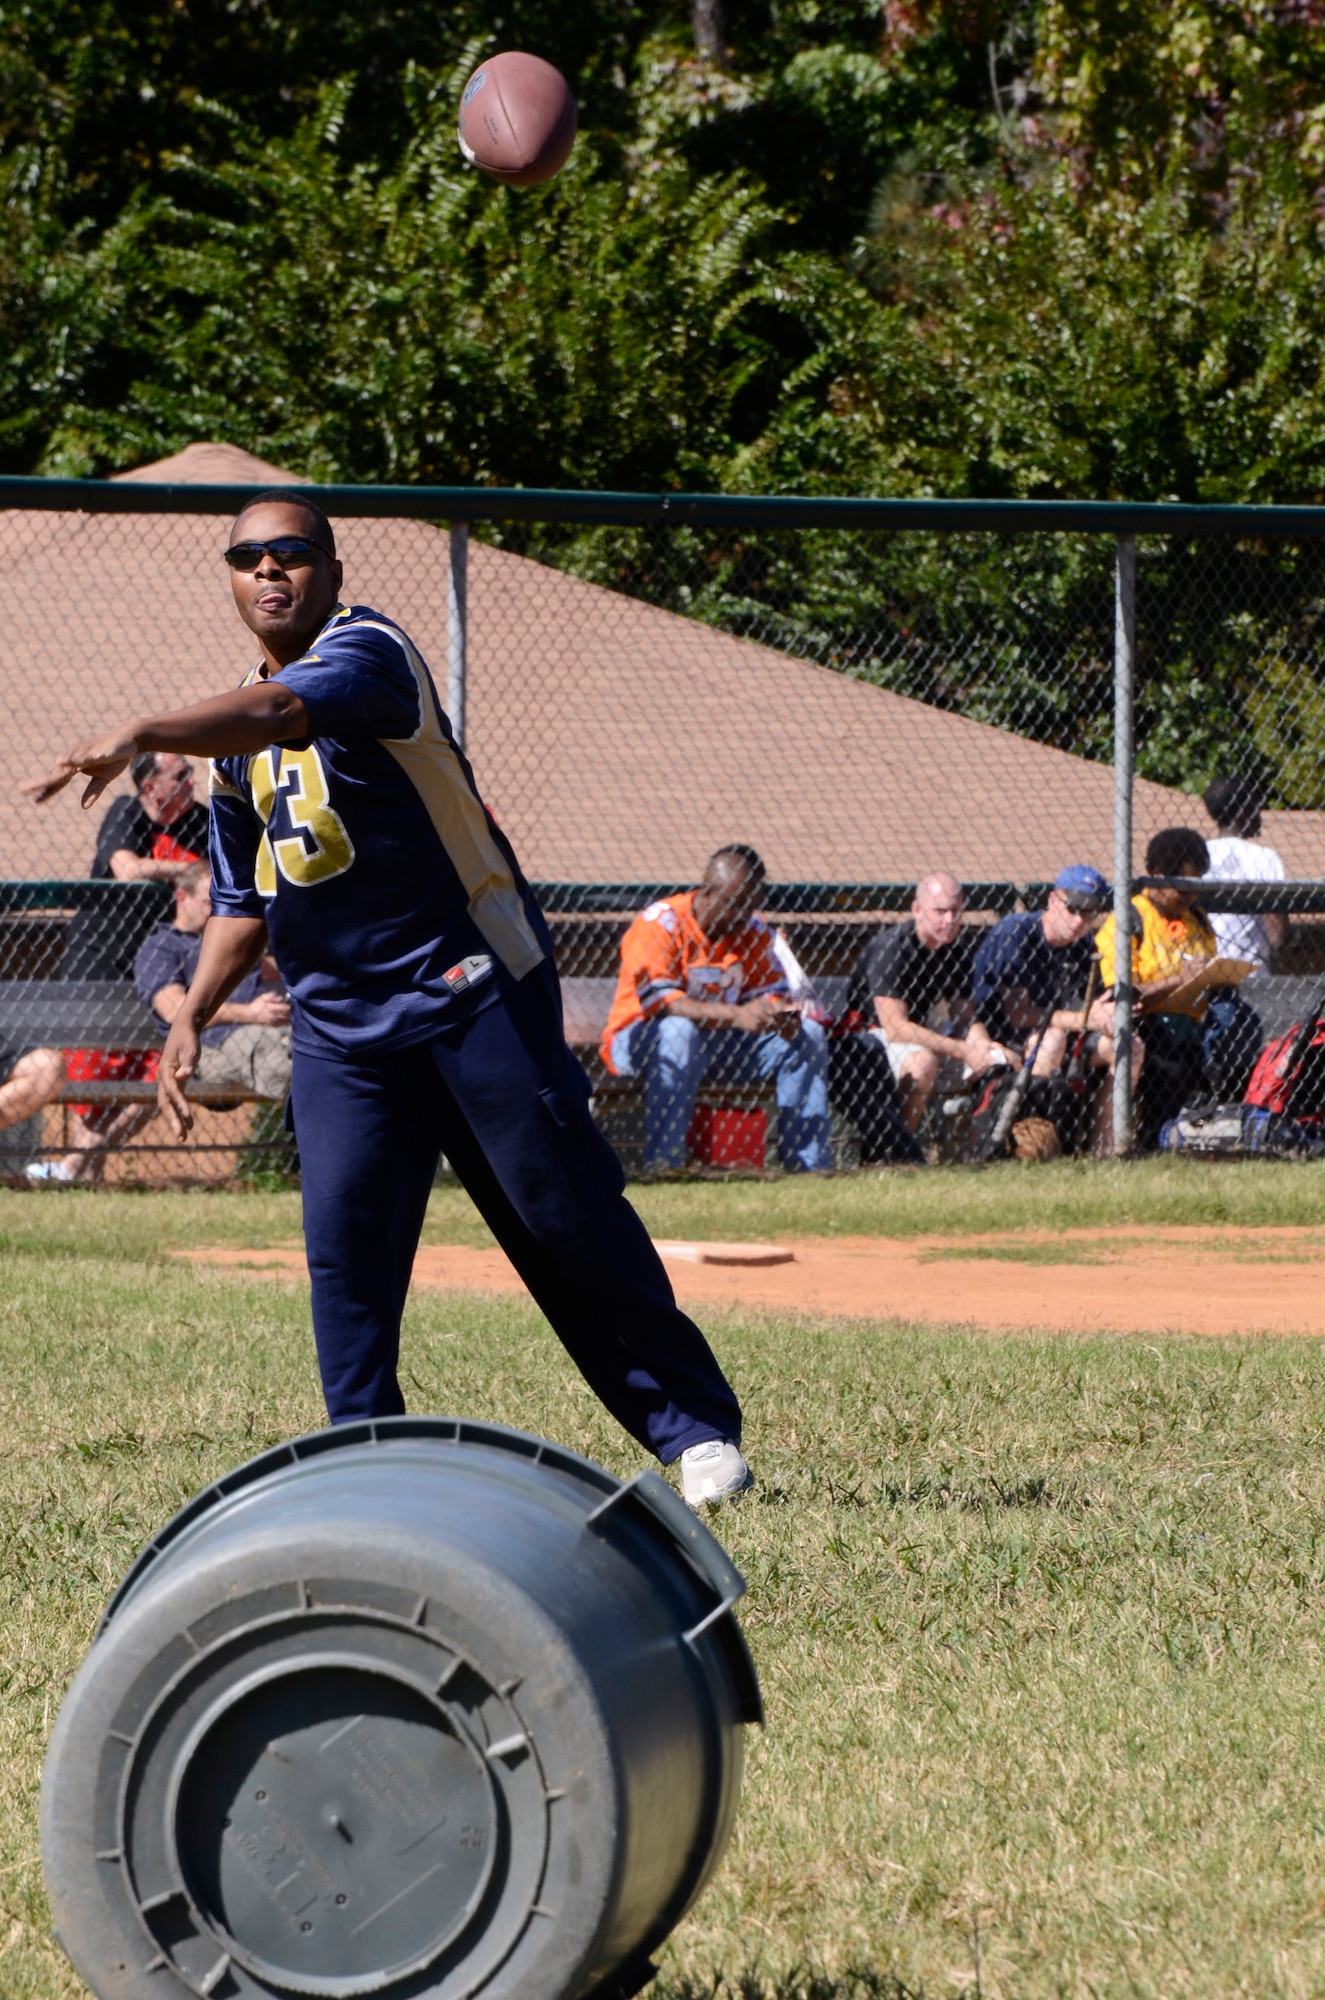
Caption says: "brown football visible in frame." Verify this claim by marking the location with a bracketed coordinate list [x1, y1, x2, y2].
[457, 52, 578, 189]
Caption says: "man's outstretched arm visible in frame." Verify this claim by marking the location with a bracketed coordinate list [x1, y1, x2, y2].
[22, 682, 311, 809]
[158, 915, 272, 1138]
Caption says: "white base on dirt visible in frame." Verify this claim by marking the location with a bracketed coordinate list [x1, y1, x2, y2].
[655, 1240, 795, 1266]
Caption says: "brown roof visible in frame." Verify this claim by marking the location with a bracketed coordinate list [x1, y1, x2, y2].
[111, 442, 303, 487]
[5, 440, 1323, 886]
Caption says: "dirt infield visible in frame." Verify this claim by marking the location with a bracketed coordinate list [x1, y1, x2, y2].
[178, 1225, 1325, 1337]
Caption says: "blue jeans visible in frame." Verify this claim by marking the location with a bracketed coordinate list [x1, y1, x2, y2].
[611, 1013, 832, 1173]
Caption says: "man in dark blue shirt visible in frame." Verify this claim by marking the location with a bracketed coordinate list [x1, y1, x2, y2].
[134, 861, 291, 1099]
[973, 866, 1116, 1077]
[26, 493, 749, 1508]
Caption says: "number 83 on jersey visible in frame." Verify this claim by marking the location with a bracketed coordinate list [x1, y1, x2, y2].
[251, 744, 356, 894]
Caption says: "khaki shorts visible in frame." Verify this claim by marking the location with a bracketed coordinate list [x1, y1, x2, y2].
[194, 1025, 292, 1100]
[866, 1027, 972, 1091]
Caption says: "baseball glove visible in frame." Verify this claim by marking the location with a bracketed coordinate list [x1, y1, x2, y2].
[1011, 1115, 1062, 1162]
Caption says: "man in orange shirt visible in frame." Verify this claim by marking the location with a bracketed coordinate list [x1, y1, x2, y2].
[602, 845, 832, 1172]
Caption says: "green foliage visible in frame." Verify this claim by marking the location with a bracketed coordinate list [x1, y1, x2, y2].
[5, 0, 1325, 507]
[2, 1, 1325, 794]
[26, 65, 860, 486]
[0, 0, 666, 222]
[1030, 0, 1325, 182]
[853, 148, 1325, 506]
[1246, 653, 1325, 810]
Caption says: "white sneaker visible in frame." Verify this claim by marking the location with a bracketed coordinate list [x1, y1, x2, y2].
[680, 1439, 753, 1508]
[23, 1160, 77, 1184]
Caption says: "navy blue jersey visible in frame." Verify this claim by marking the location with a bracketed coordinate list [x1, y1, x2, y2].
[209, 604, 548, 1057]
[972, 911, 1092, 1048]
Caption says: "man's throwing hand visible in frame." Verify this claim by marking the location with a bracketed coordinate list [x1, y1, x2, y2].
[22, 721, 141, 807]
[158, 1015, 202, 1140]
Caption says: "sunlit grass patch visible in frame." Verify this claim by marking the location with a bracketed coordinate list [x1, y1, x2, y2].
[5, 1185, 1325, 1996]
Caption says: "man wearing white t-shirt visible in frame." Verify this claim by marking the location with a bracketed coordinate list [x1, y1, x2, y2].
[1202, 776, 1287, 1095]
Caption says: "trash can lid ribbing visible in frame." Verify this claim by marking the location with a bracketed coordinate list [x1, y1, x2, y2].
[41, 1417, 762, 2000]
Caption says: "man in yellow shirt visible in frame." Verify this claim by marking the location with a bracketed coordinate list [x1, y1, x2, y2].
[1097, 827, 1219, 1144]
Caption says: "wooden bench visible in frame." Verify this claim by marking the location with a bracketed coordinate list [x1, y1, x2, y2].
[0, 982, 279, 1102]
[50, 1080, 282, 1107]
[0, 977, 281, 1184]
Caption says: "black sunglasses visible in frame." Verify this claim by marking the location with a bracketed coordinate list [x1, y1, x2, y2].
[224, 535, 333, 572]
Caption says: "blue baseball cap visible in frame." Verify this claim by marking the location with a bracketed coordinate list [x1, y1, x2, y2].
[1054, 865, 1110, 904]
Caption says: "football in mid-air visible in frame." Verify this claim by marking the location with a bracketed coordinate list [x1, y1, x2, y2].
[457, 52, 578, 188]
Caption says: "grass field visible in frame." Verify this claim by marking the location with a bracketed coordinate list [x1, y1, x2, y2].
[4, 1165, 1325, 1998]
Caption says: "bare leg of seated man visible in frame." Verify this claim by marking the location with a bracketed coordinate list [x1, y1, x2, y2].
[894, 1047, 940, 1133]
[13, 1052, 155, 1184]
[0, 1047, 65, 1131]
[1031, 1026, 1069, 1076]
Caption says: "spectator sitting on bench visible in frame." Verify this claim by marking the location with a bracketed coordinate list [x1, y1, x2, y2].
[48, 750, 215, 1181]
[24, 862, 284, 1187]
[1096, 826, 1222, 1148]
[63, 751, 211, 981]
[848, 872, 1013, 1134]
[135, 863, 292, 1100]
[600, 845, 832, 1174]
[972, 865, 1140, 1150]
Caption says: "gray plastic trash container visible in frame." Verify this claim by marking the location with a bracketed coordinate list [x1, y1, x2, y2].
[41, 1416, 762, 2000]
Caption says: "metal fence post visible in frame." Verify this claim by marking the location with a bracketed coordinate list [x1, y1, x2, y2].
[447, 519, 469, 750]
[1112, 533, 1136, 1155]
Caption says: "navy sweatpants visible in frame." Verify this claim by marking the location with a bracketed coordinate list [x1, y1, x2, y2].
[290, 967, 742, 1463]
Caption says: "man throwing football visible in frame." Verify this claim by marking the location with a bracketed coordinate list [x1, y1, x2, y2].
[24, 493, 750, 1507]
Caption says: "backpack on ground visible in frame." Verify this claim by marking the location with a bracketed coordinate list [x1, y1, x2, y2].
[1158, 1100, 1247, 1156]
[1244, 990, 1325, 1131]
[1241, 1105, 1325, 1158]
[1159, 1098, 1325, 1159]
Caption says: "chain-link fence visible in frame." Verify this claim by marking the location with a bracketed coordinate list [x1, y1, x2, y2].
[3, 451, 1324, 1181]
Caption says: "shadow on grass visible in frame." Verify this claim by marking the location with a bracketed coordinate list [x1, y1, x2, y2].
[772, 1466, 1071, 1512]
[879, 1471, 1057, 1511]
[656, 1969, 968, 2000]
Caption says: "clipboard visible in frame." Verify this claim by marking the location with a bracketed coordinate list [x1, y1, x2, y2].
[1162, 956, 1256, 1013]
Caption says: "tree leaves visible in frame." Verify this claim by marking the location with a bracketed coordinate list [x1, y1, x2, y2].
[3, 1, 1325, 796]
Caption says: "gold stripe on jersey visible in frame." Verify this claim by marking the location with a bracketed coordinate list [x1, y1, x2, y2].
[211, 613, 543, 981]
[359, 621, 545, 981]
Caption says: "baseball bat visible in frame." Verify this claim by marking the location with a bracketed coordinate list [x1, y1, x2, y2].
[1065, 956, 1100, 1088]
[979, 951, 1079, 1161]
